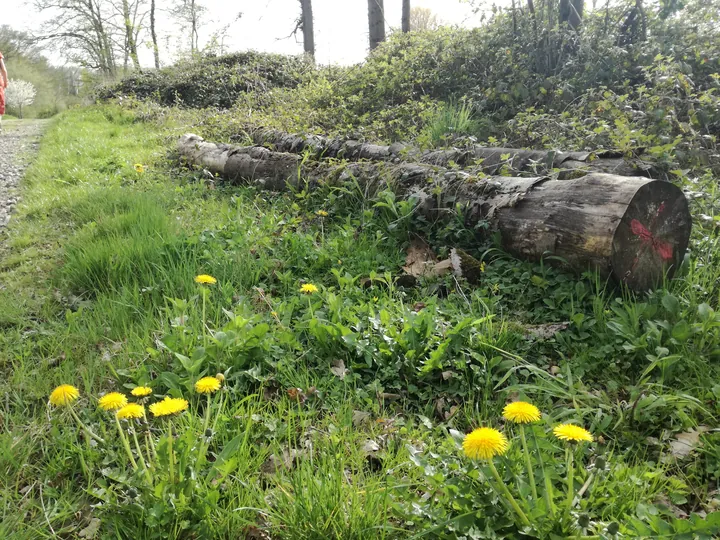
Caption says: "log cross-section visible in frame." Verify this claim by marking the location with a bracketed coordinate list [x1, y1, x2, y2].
[178, 134, 691, 290]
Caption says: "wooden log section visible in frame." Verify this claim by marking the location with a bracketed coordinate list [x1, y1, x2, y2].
[245, 128, 656, 179]
[178, 134, 691, 290]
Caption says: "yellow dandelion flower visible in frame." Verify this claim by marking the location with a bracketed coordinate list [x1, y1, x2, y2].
[131, 386, 153, 397]
[300, 283, 318, 294]
[553, 424, 593, 443]
[316, 210, 329, 217]
[134, 163, 144, 173]
[149, 397, 189, 417]
[116, 403, 145, 420]
[195, 274, 217, 285]
[49, 384, 80, 407]
[503, 401, 541, 424]
[98, 392, 128, 411]
[463, 427, 509, 460]
[195, 376, 221, 394]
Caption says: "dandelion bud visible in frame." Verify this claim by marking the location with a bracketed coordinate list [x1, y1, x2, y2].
[578, 514, 590, 528]
[215, 373, 225, 383]
[595, 456, 606, 470]
[127, 488, 138, 499]
[204, 428, 214, 438]
[607, 522, 619, 535]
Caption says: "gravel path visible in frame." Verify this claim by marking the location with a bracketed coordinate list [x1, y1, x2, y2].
[0, 120, 48, 229]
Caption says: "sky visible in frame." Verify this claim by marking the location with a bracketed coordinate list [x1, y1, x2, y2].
[2, 0, 497, 67]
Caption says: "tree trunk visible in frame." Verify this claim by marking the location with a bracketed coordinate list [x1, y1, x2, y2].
[151, 0, 161, 68]
[368, 0, 386, 50]
[300, 0, 315, 58]
[122, 0, 140, 69]
[190, 0, 199, 53]
[177, 134, 691, 290]
[402, 0, 411, 33]
[246, 128, 659, 179]
[560, 0, 584, 29]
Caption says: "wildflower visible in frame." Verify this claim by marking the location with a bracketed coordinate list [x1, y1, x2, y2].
[134, 163, 144, 173]
[98, 392, 128, 411]
[194, 274, 217, 285]
[503, 401, 541, 424]
[116, 403, 145, 420]
[131, 386, 153, 397]
[479, 261, 486, 272]
[49, 384, 80, 407]
[149, 397, 189, 417]
[553, 424, 593, 443]
[316, 210, 329, 217]
[271, 311, 278, 317]
[463, 427, 509, 460]
[300, 283, 318, 294]
[492, 283, 500, 293]
[195, 376, 221, 394]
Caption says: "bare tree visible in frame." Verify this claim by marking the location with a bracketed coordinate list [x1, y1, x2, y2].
[402, 0, 411, 33]
[299, 0, 315, 58]
[172, 0, 205, 54]
[368, 0, 385, 50]
[150, 0, 160, 68]
[409, 7, 440, 31]
[34, 0, 118, 77]
[559, 0, 584, 29]
[121, 0, 141, 69]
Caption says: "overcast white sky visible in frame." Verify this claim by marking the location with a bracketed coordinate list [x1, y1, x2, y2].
[3, 0, 500, 66]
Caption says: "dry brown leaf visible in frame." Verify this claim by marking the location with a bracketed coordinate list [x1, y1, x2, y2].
[78, 518, 101, 539]
[403, 239, 438, 277]
[330, 359, 348, 379]
[361, 439, 380, 455]
[526, 322, 570, 340]
[352, 410, 371, 426]
[670, 426, 708, 459]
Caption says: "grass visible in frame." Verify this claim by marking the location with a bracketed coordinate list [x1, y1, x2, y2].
[0, 105, 718, 538]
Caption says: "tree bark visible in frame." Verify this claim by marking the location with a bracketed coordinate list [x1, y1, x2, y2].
[402, 0, 411, 33]
[177, 134, 691, 290]
[122, 0, 140, 69]
[300, 0, 315, 58]
[245, 128, 659, 179]
[151, 0, 161, 68]
[560, 0, 584, 29]
[368, 0, 386, 50]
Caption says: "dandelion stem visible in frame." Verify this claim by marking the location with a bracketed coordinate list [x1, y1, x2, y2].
[201, 288, 207, 347]
[141, 410, 158, 464]
[69, 408, 105, 444]
[168, 422, 175, 485]
[565, 446, 574, 513]
[197, 393, 213, 465]
[131, 427, 153, 484]
[532, 427, 555, 517]
[114, 415, 138, 470]
[519, 425, 538, 501]
[488, 459, 531, 527]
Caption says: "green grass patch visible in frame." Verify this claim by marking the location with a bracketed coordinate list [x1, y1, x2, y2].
[0, 106, 718, 537]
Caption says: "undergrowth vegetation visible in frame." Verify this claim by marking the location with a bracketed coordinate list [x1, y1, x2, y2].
[2, 0, 720, 537]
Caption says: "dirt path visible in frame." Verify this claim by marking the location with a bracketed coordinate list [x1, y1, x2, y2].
[0, 119, 49, 228]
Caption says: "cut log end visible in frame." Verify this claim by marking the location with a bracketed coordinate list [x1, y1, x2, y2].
[611, 180, 692, 290]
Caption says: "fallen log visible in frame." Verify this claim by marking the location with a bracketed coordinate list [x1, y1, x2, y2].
[178, 133, 691, 290]
[245, 128, 655, 179]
